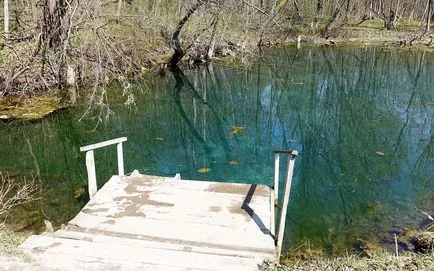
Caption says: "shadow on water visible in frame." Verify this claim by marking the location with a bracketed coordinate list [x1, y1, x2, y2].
[0, 46, 433, 255]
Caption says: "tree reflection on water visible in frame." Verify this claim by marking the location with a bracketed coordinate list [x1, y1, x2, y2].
[1, 46, 433, 254]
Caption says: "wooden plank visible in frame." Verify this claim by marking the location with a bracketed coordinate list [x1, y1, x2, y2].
[67, 175, 275, 252]
[74, 210, 270, 234]
[69, 211, 274, 252]
[21, 173, 277, 270]
[21, 235, 267, 271]
[82, 200, 271, 222]
[80, 137, 127, 152]
[83, 183, 272, 217]
[118, 175, 272, 197]
[77, 175, 271, 231]
[49, 230, 273, 260]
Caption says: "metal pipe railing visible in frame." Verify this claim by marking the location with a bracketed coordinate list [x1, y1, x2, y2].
[273, 150, 298, 260]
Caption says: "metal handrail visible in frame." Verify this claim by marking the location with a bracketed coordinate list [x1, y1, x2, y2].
[80, 137, 127, 199]
[273, 150, 298, 259]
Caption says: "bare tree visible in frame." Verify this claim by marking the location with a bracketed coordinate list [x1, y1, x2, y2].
[169, 0, 209, 67]
[426, 0, 433, 32]
[0, 174, 39, 216]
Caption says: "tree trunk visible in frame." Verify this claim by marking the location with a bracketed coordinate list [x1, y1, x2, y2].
[384, 9, 395, 29]
[322, 4, 342, 38]
[206, 16, 219, 61]
[314, 0, 323, 22]
[117, 0, 123, 16]
[169, 0, 207, 68]
[4, 0, 9, 37]
[42, 0, 68, 48]
[293, 0, 302, 21]
[41, 0, 70, 88]
[344, 0, 351, 23]
[408, 0, 418, 21]
[427, 0, 432, 32]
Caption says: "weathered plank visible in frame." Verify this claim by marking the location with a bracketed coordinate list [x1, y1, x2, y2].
[22, 235, 262, 271]
[21, 173, 276, 270]
[69, 175, 274, 252]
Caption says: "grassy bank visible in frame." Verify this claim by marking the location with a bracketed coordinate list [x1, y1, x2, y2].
[263, 252, 434, 271]
[262, 227, 434, 271]
[0, 225, 31, 262]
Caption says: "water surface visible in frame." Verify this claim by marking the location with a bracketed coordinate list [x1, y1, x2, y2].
[1, 46, 433, 254]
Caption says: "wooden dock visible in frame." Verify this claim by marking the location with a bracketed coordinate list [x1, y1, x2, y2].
[20, 138, 297, 270]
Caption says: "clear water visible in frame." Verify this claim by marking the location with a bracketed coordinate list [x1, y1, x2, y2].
[1, 46, 433, 254]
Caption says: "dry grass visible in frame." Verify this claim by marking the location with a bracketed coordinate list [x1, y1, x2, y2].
[0, 174, 37, 261]
[0, 225, 32, 262]
[262, 252, 434, 271]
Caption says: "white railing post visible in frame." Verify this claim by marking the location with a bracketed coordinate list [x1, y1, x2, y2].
[85, 150, 97, 199]
[117, 142, 124, 176]
[274, 153, 280, 205]
[274, 150, 298, 260]
[80, 137, 127, 199]
[270, 153, 280, 236]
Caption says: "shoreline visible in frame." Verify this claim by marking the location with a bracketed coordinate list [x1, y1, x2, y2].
[1, 28, 433, 122]
[1, 21, 434, 268]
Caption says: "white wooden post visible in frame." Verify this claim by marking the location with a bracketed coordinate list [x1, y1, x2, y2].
[85, 150, 97, 199]
[276, 150, 298, 260]
[271, 153, 280, 236]
[80, 137, 127, 199]
[117, 142, 124, 176]
[274, 153, 280, 203]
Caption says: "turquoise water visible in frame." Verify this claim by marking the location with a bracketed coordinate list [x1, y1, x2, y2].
[1, 46, 433, 254]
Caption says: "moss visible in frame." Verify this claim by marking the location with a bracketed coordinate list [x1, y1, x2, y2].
[0, 94, 68, 121]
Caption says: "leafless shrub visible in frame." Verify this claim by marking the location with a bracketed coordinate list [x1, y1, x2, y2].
[0, 174, 39, 217]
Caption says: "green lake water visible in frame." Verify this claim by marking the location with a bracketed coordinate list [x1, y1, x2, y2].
[1, 46, 433, 255]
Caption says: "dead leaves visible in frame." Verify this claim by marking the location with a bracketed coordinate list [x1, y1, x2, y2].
[230, 125, 246, 136]
[74, 186, 86, 198]
[197, 167, 211, 174]
[375, 151, 385, 156]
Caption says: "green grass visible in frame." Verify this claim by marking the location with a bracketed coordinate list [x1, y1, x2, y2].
[357, 19, 385, 29]
[262, 252, 434, 271]
[0, 225, 33, 262]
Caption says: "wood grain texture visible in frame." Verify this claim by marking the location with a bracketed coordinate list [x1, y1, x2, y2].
[21, 173, 276, 270]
